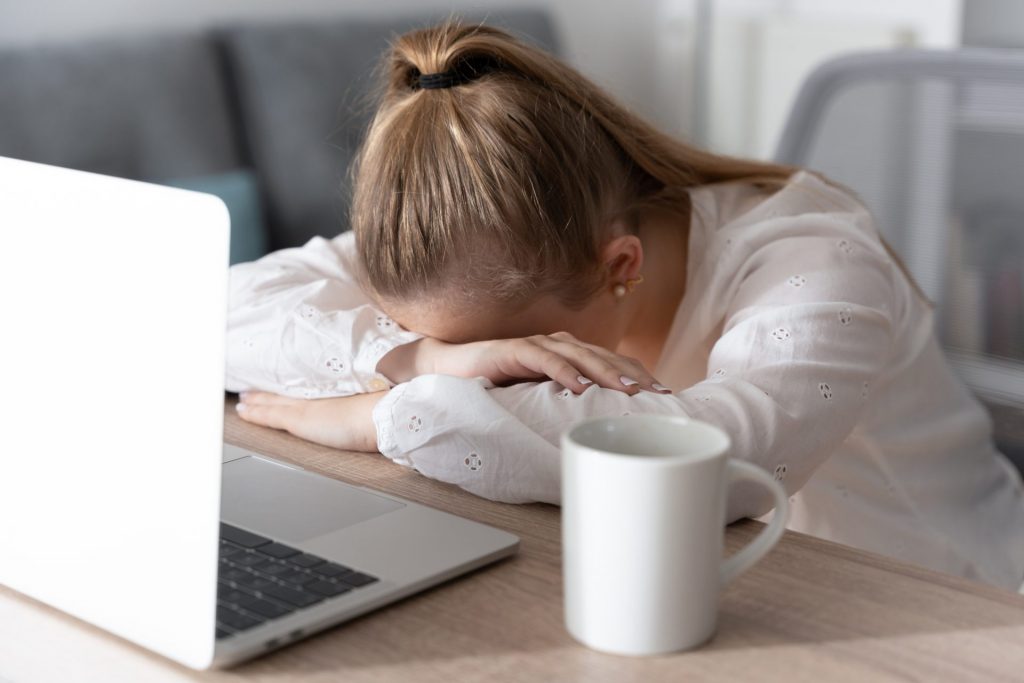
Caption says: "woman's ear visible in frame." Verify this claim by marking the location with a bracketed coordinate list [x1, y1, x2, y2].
[601, 231, 644, 286]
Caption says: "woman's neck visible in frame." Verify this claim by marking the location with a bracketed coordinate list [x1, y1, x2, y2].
[615, 206, 691, 372]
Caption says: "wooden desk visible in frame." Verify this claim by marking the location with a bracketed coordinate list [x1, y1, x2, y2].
[3, 398, 1024, 682]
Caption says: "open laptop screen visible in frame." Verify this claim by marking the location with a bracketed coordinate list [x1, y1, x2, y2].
[0, 156, 229, 669]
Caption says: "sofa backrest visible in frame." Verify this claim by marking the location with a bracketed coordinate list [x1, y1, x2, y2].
[0, 33, 243, 181]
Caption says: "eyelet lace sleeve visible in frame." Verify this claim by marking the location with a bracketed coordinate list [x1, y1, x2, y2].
[224, 231, 422, 398]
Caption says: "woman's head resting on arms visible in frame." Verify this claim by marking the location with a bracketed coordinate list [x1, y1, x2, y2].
[350, 18, 800, 353]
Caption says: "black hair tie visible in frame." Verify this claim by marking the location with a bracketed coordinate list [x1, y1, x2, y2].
[416, 70, 467, 90]
[413, 57, 500, 91]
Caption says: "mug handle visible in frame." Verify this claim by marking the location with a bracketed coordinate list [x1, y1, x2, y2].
[719, 460, 790, 586]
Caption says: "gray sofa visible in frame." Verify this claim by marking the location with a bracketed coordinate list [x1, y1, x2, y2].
[0, 10, 560, 258]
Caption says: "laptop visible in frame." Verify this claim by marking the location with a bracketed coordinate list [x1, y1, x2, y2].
[0, 156, 519, 670]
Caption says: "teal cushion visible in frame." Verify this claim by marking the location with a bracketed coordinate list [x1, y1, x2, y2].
[160, 169, 268, 265]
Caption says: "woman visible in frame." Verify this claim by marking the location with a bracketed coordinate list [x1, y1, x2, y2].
[226, 20, 1024, 590]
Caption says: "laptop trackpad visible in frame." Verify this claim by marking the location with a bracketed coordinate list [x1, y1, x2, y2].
[220, 455, 404, 543]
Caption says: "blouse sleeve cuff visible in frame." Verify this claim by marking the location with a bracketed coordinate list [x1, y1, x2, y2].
[372, 382, 413, 466]
[352, 332, 423, 390]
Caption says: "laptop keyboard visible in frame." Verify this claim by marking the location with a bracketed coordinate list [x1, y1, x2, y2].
[215, 522, 379, 639]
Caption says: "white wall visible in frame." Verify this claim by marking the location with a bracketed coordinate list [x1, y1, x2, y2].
[661, 0, 963, 158]
[0, 0, 688, 135]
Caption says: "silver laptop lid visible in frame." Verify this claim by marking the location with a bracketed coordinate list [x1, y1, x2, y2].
[0, 156, 228, 669]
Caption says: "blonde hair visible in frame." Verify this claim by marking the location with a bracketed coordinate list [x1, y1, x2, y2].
[350, 18, 927, 310]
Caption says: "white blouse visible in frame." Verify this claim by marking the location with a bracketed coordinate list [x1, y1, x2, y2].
[225, 169, 1024, 591]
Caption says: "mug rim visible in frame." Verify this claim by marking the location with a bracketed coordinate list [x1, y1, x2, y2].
[562, 414, 731, 464]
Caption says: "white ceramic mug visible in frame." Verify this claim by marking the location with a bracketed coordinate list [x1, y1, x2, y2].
[561, 414, 789, 656]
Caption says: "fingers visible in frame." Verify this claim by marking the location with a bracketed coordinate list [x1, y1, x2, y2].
[501, 341, 593, 394]
[238, 390, 295, 406]
[572, 342, 670, 394]
[235, 392, 299, 431]
[533, 335, 670, 395]
[545, 341, 636, 395]
[548, 330, 579, 343]
[236, 402, 295, 431]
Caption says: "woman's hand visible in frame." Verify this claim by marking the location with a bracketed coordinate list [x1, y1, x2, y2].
[234, 391, 384, 452]
[378, 331, 671, 396]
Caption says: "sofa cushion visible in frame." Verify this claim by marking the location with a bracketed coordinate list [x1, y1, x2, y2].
[219, 10, 560, 250]
[0, 33, 242, 180]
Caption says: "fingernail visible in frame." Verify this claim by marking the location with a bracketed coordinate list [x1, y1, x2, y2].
[239, 391, 251, 400]
[620, 376, 639, 387]
[235, 402, 247, 412]
[653, 383, 672, 393]
[577, 375, 593, 385]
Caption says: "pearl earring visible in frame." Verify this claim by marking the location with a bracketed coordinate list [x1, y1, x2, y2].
[612, 275, 643, 298]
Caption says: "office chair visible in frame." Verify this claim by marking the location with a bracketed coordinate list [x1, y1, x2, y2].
[774, 48, 1024, 470]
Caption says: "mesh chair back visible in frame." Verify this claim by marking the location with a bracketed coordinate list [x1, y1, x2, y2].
[775, 48, 1024, 464]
